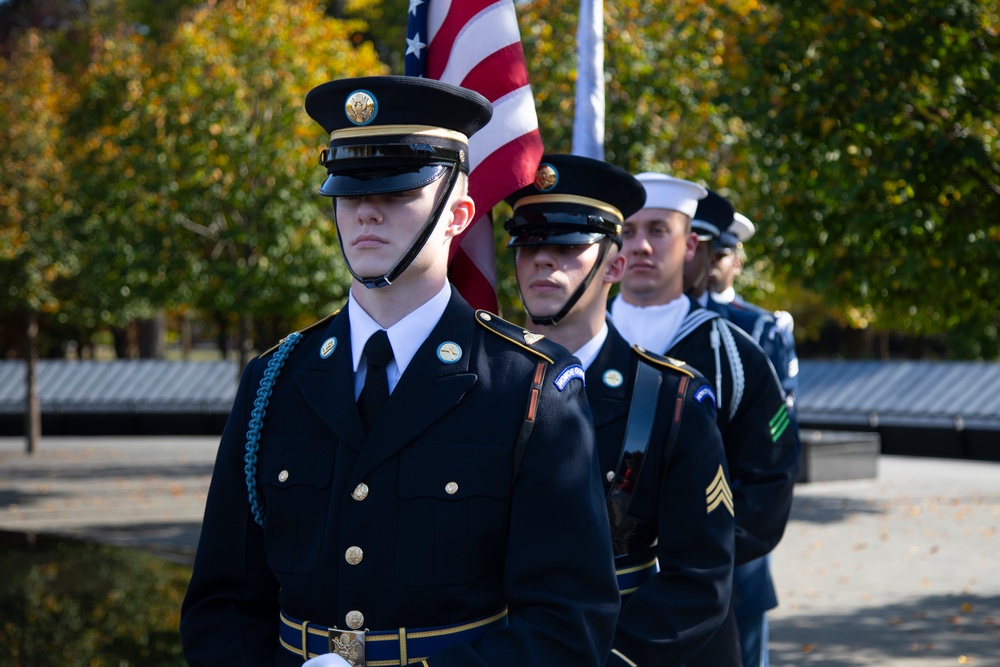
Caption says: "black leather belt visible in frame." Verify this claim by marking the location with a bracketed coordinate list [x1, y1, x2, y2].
[279, 608, 507, 665]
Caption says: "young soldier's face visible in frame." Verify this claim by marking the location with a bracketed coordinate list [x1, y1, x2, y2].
[709, 249, 741, 293]
[514, 243, 604, 320]
[620, 208, 697, 306]
[335, 177, 451, 280]
[683, 239, 713, 296]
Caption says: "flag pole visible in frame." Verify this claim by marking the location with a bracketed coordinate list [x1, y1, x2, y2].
[572, 0, 605, 160]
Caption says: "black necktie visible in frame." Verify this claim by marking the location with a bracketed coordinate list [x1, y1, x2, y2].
[358, 330, 393, 433]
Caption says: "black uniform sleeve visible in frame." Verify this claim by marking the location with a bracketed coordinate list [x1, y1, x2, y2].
[181, 358, 282, 665]
[725, 324, 801, 564]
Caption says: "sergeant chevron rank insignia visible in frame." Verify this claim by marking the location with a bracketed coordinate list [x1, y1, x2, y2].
[706, 465, 734, 516]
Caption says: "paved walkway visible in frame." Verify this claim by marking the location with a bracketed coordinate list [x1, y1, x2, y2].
[1, 436, 998, 665]
[0, 436, 216, 562]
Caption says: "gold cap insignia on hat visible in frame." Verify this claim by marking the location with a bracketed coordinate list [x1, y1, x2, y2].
[345, 89, 377, 126]
[534, 164, 558, 191]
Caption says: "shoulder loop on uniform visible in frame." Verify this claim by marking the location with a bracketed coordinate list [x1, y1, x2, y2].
[257, 310, 340, 359]
[632, 344, 695, 379]
[474, 309, 554, 364]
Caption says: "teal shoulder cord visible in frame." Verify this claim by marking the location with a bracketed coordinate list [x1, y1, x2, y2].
[244, 332, 303, 527]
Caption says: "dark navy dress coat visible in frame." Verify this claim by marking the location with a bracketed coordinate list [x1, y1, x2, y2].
[180, 291, 620, 666]
[589, 324, 735, 667]
[667, 298, 801, 666]
[706, 297, 801, 623]
[666, 299, 799, 564]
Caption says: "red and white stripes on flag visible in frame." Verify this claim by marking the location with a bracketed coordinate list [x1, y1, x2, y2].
[406, 0, 544, 312]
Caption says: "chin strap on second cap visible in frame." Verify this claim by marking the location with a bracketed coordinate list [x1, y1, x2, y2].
[523, 237, 615, 327]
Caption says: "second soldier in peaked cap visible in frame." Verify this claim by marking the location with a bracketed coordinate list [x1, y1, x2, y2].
[506, 154, 735, 666]
[181, 77, 621, 666]
[685, 189, 734, 303]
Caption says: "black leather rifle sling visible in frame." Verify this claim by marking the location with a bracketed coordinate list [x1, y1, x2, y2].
[606, 359, 662, 543]
[607, 359, 691, 549]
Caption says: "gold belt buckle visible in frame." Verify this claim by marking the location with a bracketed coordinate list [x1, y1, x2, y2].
[327, 627, 366, 666]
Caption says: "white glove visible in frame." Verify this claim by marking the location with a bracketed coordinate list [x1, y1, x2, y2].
[302, 653, 353, 667]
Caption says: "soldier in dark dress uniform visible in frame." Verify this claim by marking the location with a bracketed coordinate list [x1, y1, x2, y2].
[611, 176, 801, 667]
[504, 154, 735, 666]
[180, 77, 620, 667]
[709, 213, 799, 415]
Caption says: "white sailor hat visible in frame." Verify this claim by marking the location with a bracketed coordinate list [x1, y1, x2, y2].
[731, 212, 756, 242]
[634, 172, 708, 219]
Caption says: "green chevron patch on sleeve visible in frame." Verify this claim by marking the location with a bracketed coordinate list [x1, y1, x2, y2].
[770, 404, 790, 443]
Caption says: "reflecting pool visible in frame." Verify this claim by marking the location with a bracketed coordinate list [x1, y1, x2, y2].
[0, 530, 190, 666]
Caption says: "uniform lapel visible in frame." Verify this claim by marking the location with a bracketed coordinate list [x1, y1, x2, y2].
[294, 308, 367, 450]
[350, 292, 478, 482]
[586, 323, 632, 429]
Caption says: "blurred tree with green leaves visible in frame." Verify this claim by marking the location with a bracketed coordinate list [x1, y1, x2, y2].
[0, 29, 78, 450]
[0, 532, 191, 665]
[133, 0, 384, 367]
[718, 0, 1000, 358]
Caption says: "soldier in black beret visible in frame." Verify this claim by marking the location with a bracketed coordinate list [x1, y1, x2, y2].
[181, 77, 620, 666]
[505, 154, 736, 666]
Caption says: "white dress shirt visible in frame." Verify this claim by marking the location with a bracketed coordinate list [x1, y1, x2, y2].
[572, 323, 609, 372]
[711, 286, 737, 305]
[349, 283, 452, 398]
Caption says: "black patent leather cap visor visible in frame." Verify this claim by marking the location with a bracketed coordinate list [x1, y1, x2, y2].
[506, 228, 607, 248]
[320, 164, 449, 197]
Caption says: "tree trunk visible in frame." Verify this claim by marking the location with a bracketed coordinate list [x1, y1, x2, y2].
[215, 310, 230, 359]
[180, 314, 193, 361]
[138, 312, 167, 358]
[237, 312, 253, 375]
[24, 309, 41, 455]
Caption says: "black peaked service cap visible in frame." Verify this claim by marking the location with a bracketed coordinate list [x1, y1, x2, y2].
[305, 76, 493, 197]
[691, 190, 734, 242]
[505, 154, 646, 248]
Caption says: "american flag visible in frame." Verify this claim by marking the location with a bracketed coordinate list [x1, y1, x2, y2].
[405, 0, 544, 312]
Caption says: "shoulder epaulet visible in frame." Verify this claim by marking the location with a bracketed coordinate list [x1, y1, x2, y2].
[257, 310, 340, 359]
[632, 344, 695, 379]
[474, 310, 558, 364]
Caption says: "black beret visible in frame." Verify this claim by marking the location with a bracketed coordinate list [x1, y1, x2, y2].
[504, 154, 646, 248]
[305, 76, 493, 196]
[691, 190, 734, 241]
